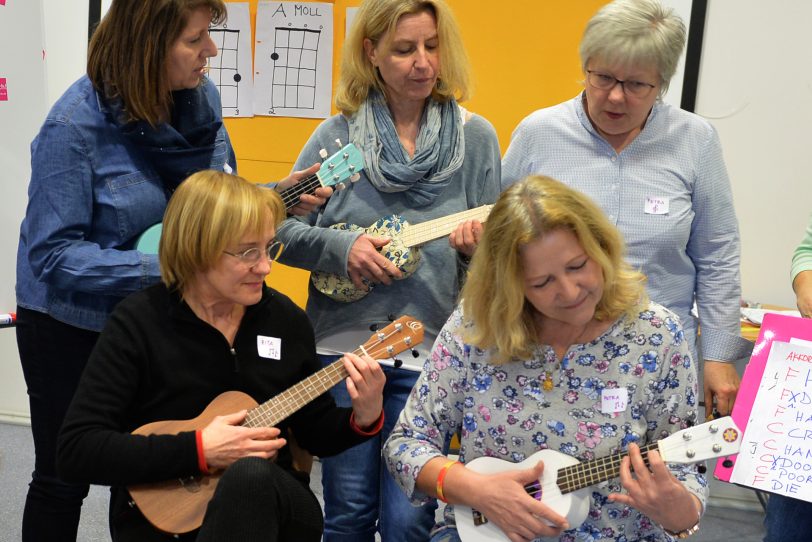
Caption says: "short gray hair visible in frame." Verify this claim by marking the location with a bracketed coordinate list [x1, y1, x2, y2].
[579, 0, 686, 96]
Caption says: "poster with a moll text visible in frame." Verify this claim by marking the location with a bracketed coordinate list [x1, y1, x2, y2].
[254, 2, 333, 118]
[730, 340, 812, 503]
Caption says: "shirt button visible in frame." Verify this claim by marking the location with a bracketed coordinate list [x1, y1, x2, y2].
[610, 156, 617, 162]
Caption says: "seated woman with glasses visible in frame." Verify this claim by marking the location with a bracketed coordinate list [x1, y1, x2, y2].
[502, 0, 751, 420]
[56, 170, 386, 542]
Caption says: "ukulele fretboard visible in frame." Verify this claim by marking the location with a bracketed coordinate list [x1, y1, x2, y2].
[401, 205, 492, 248]
[556, 442, 660, 494]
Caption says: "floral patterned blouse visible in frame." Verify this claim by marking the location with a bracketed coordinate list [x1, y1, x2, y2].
[384, 302, 707, 542]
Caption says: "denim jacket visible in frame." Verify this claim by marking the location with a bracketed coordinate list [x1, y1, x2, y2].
[16, 76, 236, 332]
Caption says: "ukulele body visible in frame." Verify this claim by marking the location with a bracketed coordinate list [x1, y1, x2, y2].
[128, 391, 259, 535]
[311, 214, 420, 302]
[455, 449, 589, 542]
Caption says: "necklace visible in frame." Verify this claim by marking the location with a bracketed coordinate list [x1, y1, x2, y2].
[543, 371, 554, 391]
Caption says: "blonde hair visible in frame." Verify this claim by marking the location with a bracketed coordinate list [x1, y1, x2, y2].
[88, 0, 227, 126]
[461, 176, 647, 364]
[160, 170, 285, 293]
[335, 0, 471, 114]
[579, 0, 686, 96]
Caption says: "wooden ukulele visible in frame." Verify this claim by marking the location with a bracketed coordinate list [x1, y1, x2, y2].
[135, 141, 363, 253]
[127, 316, 424, 535]
[456, 417, 742, 542]
[311, 204, 493, 303]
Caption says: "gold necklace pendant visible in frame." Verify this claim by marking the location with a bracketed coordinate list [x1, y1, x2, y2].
[543, 371, 554, 391]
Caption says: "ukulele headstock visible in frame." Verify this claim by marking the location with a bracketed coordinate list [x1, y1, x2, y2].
[359, 316, 424, 361]
[317, 140, 364, 191]
[658, 416, 742, 463]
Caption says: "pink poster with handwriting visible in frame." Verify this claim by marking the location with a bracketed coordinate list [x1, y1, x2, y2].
[0, 1, 6, 7]
[0, 78, 7, 101]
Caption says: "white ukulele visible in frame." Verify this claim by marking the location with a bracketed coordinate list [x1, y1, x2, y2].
[456, 417, 742, 542]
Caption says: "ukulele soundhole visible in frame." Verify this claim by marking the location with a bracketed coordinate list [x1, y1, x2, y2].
[178, 475, 202, 493]
[471, 479, 542, 526]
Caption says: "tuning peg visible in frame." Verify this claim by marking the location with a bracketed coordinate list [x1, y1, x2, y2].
[393, 359, 403, 368]
[388, 313, 396, 321]
[411, 349, 420, 358]
[350, 173, 361, 183]
[319, 148, 328, 159]
[335, 138, 342, 148]
[336, 182, 346, 191]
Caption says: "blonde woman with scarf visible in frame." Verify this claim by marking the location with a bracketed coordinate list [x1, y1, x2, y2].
[276, 1, 500, 540]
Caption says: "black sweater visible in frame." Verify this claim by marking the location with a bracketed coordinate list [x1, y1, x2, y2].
[57, 284, 370, 535]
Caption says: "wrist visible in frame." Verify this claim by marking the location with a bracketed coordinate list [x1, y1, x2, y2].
[350, 410, 384, 436]
[662, 497, 701, 538]
[662, 517, 700, 539]
[436, 459, 463, 503]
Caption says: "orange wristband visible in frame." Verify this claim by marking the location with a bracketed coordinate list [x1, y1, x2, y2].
[195, 430, 209, 475]
[436, 459, 461, 503]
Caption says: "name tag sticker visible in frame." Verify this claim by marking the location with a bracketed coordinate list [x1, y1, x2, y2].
[644, 196, 669, 215]
[601, 388, 628, 415]
[257, 335, 281, 360]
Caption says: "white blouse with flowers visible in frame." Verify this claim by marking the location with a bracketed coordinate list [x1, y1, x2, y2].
[384, 301, 708, 542]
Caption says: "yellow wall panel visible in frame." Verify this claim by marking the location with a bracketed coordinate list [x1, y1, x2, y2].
[225, 0, 607, 307]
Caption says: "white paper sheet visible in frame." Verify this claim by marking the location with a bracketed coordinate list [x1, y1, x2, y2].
[730, 340, 812, 502]
[254, 1, 334, 119]
[208, 2, 254, 117]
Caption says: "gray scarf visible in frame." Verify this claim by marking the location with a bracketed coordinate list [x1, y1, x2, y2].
[348, 90, 465, 207]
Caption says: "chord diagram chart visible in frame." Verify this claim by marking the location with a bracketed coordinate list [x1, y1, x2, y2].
[254, 1, 333, 118]
[208, 28, 242, 111]
[208, 2, 253, 117]
[269, 26, 321, 113]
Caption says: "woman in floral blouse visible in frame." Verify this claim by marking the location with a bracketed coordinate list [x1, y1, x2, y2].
[384, 176, 707, 542]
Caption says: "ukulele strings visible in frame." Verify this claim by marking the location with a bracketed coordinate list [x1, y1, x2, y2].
[280, 162, 356, 209]
[402, 206, 491, 247]
[280, 174, 320, 208]
[245, 324, 409, 427]
[518, 444, 658, 499]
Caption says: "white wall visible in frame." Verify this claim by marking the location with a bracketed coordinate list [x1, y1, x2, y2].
[42, 0, 89, 106]
[697, 0, 811, 308]
[0, 0, 88, 422]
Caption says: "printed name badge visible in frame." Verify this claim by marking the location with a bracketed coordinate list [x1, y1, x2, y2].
[257, 335, 281, 360]
[601, 388, 628, 415]
[644, 196, 669, 215]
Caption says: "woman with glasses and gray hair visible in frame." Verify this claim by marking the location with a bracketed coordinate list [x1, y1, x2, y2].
[57, 171, 385, 542]
[502, 0, 751, 421]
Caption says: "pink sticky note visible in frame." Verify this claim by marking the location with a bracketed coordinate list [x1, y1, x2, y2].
[0, 78, 7, 101]
[0, 1, 6, 7]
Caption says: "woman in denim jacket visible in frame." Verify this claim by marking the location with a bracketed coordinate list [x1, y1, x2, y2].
[14, 2, 231, 540]
[14, 1, 327, 540]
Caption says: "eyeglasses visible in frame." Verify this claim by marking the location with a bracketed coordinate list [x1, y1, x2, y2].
[586, 70, 657, 98]
[223, 240, 284, 265]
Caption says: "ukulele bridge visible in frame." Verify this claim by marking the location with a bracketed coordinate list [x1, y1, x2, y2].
[178, 475, 202, 493]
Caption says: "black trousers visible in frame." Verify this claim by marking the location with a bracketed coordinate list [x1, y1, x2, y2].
[111, 458, 324, 542]
[16, 306, 99, 542]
